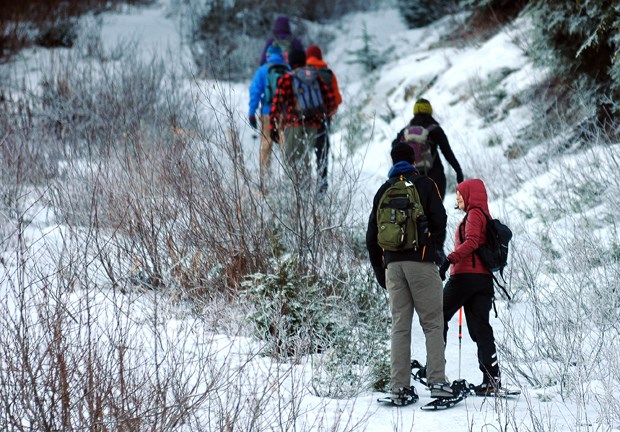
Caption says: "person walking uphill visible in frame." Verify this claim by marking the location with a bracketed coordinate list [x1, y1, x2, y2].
[269, 48, 336, 175]
[392, 98, 464, 200]
[439, 178, 502, 395]
[305, 44, 342, 193]
[259, 16, 304, 65]
[366, 143, 453, 406]
[248, 43, 290, 181]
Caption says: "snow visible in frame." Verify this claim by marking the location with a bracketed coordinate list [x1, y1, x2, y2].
[1, 1, 619, 431]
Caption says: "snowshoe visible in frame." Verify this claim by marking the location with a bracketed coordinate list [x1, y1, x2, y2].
[377, 386, 419, 406]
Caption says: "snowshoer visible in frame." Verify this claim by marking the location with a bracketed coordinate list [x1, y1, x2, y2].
[248, 43, 290, 181]
[392, 98, 464, 200]
[439, 178, 502, 395]
[259, 16, 304, 65]
[366, 143, 453, 405]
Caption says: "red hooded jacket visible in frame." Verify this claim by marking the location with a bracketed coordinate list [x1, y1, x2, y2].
[447, 179, 492, 276]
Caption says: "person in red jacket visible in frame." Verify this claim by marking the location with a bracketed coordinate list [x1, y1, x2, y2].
[439, 178, 502, 395]
[269, 48, 336, 177]
[305, 44, 342, 193]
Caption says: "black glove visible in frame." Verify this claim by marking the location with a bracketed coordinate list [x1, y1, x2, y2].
[457, 171, 464, 184]
[435, 250, 447, 266]
[249, 114, 258, 129]
[439, 260, 450, 281]
[373, 266, 386, 289]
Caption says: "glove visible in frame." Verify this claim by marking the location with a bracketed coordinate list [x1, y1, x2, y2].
[373, 266, 386, 289]
[439, 260, 450, 281]
[435, 250, 447, 266]
[457, 171, 464, 184]
[249, 115, 258, 129]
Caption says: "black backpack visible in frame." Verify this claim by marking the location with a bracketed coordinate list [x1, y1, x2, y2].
[462, 209, 513, 299]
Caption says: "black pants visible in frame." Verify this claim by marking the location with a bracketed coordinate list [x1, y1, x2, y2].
[443, 273, 499, 382]
[314, 127, 329, 193]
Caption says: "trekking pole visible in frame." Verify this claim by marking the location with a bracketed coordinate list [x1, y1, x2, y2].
[458, 307, 463, 379]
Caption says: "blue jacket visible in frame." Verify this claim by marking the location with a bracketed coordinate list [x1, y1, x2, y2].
[248, 53, 289, 116]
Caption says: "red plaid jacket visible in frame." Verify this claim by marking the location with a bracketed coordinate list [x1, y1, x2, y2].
[269, 68, 336, 142]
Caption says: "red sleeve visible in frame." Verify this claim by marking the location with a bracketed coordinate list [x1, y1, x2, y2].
[319, 77, 336, 118]
[331, 74, 342, 109]
[269, 74, 287, 136]
[448, 209, 486, 264]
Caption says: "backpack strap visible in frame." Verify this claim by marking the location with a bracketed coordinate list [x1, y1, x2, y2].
[464, 208, 512, 301]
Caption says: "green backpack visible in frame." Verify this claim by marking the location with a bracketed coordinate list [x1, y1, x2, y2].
[377, 176, 428, 252]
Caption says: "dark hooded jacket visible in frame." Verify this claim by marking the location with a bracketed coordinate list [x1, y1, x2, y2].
[260, 16, 304, 65]
[392, 113, 463, 198]
[366, 162, 447, 276]
[448, 179, 491, 276]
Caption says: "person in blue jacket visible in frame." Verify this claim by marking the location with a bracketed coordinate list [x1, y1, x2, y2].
[248, 44, 290, 181]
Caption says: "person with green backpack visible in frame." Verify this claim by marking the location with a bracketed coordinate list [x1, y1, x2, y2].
[248, 43, 290, 182]
[366, 143, 454, 405]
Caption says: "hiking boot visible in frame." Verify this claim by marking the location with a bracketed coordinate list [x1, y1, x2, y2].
[429, 382, 455, 398]
[389, 386, 419, 406]
[473, 378, 502, 396]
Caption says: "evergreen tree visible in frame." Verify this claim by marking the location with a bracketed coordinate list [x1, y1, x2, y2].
[529, 0, 620, 126]
[346, 23, 387, 73]
[397, 0, 458, 28]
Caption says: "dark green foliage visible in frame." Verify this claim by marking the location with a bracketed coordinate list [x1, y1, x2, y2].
[529, 1, 620, 124]
[243, 257, 338, 358]
[346, 23, 387, 73]
[35, 21, 77, 48]
[398, 0, 458, 28]
[243, 257, 391, 369]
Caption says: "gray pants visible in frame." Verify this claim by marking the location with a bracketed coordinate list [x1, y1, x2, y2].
[386, 260, 446, 388]
[282, 125, 317, 172]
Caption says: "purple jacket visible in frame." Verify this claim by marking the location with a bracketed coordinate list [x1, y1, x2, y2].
[259, 16, 304, 65]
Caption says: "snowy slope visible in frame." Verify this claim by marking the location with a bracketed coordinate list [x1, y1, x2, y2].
[1, 1, 618, 431]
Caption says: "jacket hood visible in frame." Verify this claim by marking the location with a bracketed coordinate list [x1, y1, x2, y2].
[306, 57, 327, 68]
[456, 179, 490, 215]
[266, 53, 286, 65]
[273, 16, 292, 39]
[388, 161, 418, 178]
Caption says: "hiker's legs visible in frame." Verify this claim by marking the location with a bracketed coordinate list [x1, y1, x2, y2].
[462, 274, 499, 380]
[442, 276, 469, 343]
[259, 114, 273, 178]
[282, 125, 316, 172]
[404, 261, 446, 384]
[386, 262, 414, 389]
[314, 126, 329, 193]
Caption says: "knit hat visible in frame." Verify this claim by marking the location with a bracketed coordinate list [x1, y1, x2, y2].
[273, 16, 292, 39]
[391, 142, 415, 165]
[413, 98, 433, 115]
[266, 43, 283, 57]
[306, 45, 323, 60]
[288, 48, 306, 69]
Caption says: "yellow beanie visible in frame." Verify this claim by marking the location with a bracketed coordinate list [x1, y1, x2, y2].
[413, 98, 433, 115]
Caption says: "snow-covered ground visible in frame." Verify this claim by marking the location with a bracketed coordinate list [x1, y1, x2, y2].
[2, 1, 619, 431]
